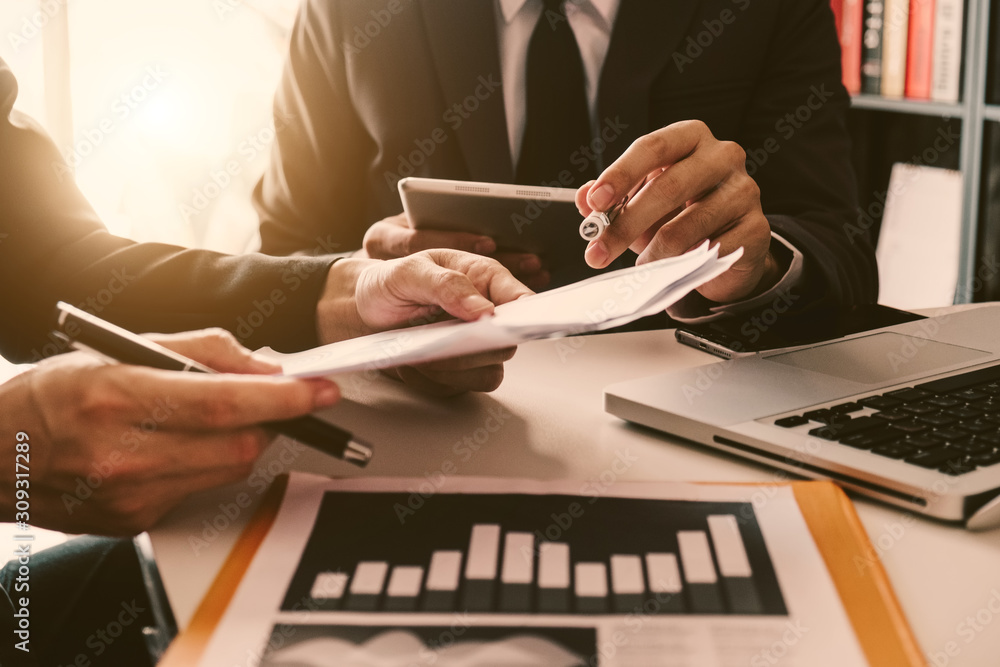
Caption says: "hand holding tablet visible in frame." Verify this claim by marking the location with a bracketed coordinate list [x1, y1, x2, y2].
[398, 177, 595, 288]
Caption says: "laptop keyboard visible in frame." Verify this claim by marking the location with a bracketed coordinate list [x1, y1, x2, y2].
[774, 363, 1000, 476]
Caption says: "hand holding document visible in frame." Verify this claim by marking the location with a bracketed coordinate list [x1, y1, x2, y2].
[264, 242, 741, 378]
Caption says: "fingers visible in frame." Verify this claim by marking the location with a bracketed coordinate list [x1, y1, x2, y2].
[584, 121, 709, 212]
[586, 138, 740, 269]
[101, 365, 341, 431]
[356, 250, 534, 332]
[491, 252, 543, 276]
[75, 460, 266, 536]
[147, 328, 279, 375]
[363, 216, 496, 259]
[409, 347, 517, 372]
[667, 212, 771, 303]
[635, 174, 767, 266]
[575, 180, 598, 216]
[491, 252, 550, 291]
[395, 362, 507, 396]
[420, 249, 535, 308]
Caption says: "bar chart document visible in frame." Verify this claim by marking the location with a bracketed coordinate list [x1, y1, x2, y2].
[164, 474, 921, 666]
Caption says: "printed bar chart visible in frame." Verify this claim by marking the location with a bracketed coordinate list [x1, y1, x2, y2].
[282, 493, 786, 616]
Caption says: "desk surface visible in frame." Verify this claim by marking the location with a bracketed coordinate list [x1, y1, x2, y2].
[150, 329, 1000, 666]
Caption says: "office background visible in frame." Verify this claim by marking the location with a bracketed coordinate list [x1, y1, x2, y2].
[1, 0, 999, 306]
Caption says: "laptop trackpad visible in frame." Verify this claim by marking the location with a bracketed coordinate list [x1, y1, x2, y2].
[766, 332, 990, 385]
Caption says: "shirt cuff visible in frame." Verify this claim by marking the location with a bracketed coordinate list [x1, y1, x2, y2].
[666, 232, 804, 324]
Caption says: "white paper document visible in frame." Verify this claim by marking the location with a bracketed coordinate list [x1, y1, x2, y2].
[195, 473, 868, 667]
[262, 243, 741, 378]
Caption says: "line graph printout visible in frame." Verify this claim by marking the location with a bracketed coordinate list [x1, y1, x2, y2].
[196, 474, 868, 667]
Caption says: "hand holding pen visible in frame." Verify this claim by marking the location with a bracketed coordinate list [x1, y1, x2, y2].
[54, 303, 373, 468]
[575, 121, 777, 304]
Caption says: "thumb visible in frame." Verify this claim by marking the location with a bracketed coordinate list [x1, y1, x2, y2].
[392, 255, 497, 322]
[420, 266, 496, 322]
[146, 329, 280, 375]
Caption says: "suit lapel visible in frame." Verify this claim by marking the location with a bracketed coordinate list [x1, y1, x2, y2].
[598, 0, 703, 163]
[419, 0, 514, 182]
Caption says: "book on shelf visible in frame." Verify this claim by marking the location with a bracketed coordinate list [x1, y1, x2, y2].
[839, 0, 864, 94]
[830, 0, 844, 35]
[881, 0, 910, 97]
[834, 0, 964, 103]
[860, 0, 885, 94]
[930, 0, 963, 102]
[905, 0, 936, 100]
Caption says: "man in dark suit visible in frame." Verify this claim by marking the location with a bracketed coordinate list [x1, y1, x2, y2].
[255, 0, 878, 318]
[0, 55, 531, 667]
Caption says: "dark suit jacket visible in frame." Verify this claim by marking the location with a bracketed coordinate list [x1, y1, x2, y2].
[255, 0, 878, 312]
[0, 61, 332, 363]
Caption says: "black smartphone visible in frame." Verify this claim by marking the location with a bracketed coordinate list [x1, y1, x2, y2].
[675, 304, 927, 359]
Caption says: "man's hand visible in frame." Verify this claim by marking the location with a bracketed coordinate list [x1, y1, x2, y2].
[357, 213, 550, 289]
[0, 329, 340, 535]
[577, 121, 782, 303]
[317, 249, 534, 396]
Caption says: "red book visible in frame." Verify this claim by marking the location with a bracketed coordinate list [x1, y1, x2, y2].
[906, 0, 936, 99]
[839, 0, 864, 94]
[831, 0, 845, 35]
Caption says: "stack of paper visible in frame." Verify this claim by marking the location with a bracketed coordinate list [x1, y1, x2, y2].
[265, 243, 741, 378]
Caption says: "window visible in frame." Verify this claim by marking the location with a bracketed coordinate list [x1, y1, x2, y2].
[1, 0, 299, 253]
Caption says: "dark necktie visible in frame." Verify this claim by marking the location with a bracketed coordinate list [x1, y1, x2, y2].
[515, 0, 595, 187]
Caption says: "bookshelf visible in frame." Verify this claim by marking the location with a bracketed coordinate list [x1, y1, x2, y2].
[847, 0, 995, 303]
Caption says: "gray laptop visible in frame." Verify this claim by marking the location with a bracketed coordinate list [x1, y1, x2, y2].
[605, 305, 1000, 530]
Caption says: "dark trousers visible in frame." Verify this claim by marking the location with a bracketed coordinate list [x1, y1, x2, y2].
[0, 536, 154, 667]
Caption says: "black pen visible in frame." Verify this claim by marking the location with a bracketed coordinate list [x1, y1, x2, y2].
[53, 302, 373, 468]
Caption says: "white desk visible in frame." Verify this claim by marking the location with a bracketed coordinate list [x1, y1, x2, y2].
[149, 329, 1000, 666]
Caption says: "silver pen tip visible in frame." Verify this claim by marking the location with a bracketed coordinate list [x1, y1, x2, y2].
[345, 439, 374, 468]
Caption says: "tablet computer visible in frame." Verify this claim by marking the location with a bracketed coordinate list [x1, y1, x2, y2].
[398, 177, 591, 285]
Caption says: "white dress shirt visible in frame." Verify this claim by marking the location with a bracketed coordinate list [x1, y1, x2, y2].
[494, 0, 803, 319]
[496, 0, 621, 165]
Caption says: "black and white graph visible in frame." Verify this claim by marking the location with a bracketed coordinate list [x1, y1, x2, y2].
[279, 492, 787, 617]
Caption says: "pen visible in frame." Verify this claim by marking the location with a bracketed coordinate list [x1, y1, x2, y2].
[579, 195, 629, 242]
[53, 302, 373, 468]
